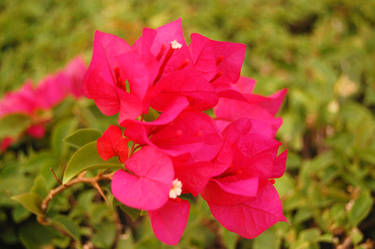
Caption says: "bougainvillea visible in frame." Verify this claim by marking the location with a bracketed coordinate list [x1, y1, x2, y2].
[86, 19, 288, 245]
[0, 56, 87, 151]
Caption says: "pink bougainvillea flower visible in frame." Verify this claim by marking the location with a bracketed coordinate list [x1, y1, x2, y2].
[133, 18, 191, 78]
[148, 110, 222, 161]
[0, 81, 38, 117]
[149, 198, 190, 245]
[83, 21, 189, 123]
[64, 56, 87, 98]
[84, 19, 221, 124]
[97, 125, 129, 163]
[189, 33, 246, 85]
[214, 80, 287, 134]
[207, 182, 287, 239]
[202, 118, 287, 203]
[83, 30, 136, 118]
[120, 96, 189, 143]
[215, 76, 256, 101]
[0, 56, 87, 153]
[233, 133, 287, 179]
[84, 19, 289, 244]
[173, 157, 220, 196]
[149, 67, 218, 112]
[35, 72, 72, 109]
[111, 146, 174, 210]
[34, 56, 87, 110]
[201, 118, 287, 236]
[123, 110, 222, 161]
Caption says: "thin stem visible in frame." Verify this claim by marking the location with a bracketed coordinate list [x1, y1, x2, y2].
[41, 171, 112, 213]
[50, 168, 62, 185]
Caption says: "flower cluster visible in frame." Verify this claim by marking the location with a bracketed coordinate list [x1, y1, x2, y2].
[86, 19, 288, 245]
[0, 57, 87, 151]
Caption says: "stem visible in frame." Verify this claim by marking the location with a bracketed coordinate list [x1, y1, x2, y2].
[337, 235, 352, 249]
[41, 171, 113, 213]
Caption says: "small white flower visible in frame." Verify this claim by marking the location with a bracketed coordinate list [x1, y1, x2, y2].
[171, 40, 183, 49]
[169, 179, 183, 199]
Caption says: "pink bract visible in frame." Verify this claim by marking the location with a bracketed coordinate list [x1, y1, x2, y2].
[0, 81, 38, 117]
[111, 146, 174, 210]
[149, 198, 190, 245]
[207, 182, 287, 239]
[64, 56, 87, 98]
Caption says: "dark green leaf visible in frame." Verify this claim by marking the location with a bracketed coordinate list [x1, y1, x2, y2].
[63, 141, 122, 184]
[19, 221, 59, 249]
[64, 128, 102, 148]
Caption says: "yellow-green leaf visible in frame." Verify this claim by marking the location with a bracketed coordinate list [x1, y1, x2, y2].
[11, 192, 43, 216]
[64, 128, 102, 148]
[62, 141, 122, 184]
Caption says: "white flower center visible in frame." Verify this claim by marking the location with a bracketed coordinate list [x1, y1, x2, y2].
[169, 179, 183, 199]
[171, 40, 182, 49]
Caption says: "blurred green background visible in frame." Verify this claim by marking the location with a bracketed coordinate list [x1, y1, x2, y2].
[1, 0, 375, 248]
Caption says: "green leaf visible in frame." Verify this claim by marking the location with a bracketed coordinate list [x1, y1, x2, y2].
[348, 190, 373, 227]
[0, 226, 18, 245]
[51, 118, 78, 158]
[92, 221, 116, 249]
[51, 214, 81, 245]
[116, 230, 135, 249]
[0, 209, 6, 223]
[253, 227, 280, 249]
[31, 175, 48, 198]
[351, 228, 363, 245]
[0, 114, 32, 139]
[299, 228, 320, 242]
[220, 227, 238, 249]
[19, 221, 59, 249]
[12, 204, 30, 223]
[63, 141, 122, 184]
[114, 199, 141, 222]
[64, 128, 102, 148]
[11, 192, 43, 216]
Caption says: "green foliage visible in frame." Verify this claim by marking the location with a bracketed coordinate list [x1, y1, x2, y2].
[64, 128, 102, 148]
[51, 215, 81, 246]
[114, 198, 142, 222]
[63, 141, 122, 184]
[0, 114, 32, 139]
[1, 0, 375, 248]
[348, 191, 373, 228]
[11, 193, 43, 216]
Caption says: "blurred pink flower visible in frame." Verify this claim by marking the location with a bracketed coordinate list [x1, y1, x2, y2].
[0, 56, 88, 151]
